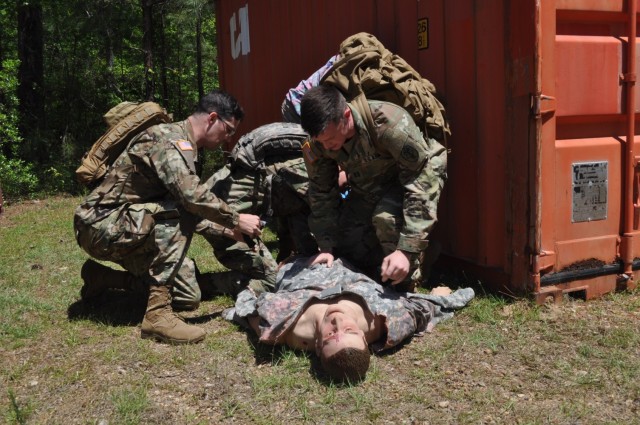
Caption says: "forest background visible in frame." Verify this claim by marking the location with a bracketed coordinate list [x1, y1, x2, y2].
[0, 0, 221, 201]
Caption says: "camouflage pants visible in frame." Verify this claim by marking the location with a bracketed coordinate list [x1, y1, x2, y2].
[74, 200, 201, 309]
[335, 146, 447, 289]
[185, 158, 316, 298]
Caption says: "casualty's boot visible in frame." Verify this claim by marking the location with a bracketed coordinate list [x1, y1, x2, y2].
[140, 285, 206, 344]
[80, 259, 141, 300]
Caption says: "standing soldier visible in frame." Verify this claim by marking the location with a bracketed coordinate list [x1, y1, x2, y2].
[299, 85, 447, 291]
[74, 90, 262, 344]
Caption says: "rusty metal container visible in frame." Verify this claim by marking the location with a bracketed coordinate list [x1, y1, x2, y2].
[215, 0, 640, 302]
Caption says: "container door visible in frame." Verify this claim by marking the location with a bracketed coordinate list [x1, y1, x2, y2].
[537, 0, 639, 297]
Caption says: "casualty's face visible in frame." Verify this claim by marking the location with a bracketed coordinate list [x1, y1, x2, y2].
[315, 304, 367, 358]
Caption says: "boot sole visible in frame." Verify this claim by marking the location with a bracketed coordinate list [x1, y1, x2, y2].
[140, 330, 206, 345]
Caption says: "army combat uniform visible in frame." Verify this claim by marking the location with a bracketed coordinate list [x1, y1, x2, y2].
[303, 100, 447, 289]
[224, 258, 474, 353]
[74, 120, 240, 310]
[191, 122, 317, 298]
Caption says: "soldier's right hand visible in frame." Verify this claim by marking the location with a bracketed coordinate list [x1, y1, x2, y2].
[235, 213, 263, 238]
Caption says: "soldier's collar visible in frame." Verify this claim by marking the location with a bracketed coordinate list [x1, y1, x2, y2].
[184, 119, 196, 144]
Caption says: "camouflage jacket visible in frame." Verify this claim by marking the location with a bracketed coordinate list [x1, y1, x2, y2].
[75, 120, 238, 229]
[224, 258, 474, 353]
[303, 100, 447, 253]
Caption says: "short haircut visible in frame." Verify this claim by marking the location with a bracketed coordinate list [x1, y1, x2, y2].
[300, 85, 348, 137]
[320, 346, 370, 383]
[195, 89, 245, 121]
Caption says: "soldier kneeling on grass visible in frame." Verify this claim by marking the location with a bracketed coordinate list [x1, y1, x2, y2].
[74, 90, 262, 345]
[75, 119, 321, 344]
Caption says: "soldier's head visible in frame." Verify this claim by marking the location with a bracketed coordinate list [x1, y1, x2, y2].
[301, 85, 354, 151]
[315, 303, 371, 383]
[192, 90, 245, 149]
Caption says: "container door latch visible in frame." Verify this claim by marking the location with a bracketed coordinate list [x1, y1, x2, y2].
[531, 93, 556, 118]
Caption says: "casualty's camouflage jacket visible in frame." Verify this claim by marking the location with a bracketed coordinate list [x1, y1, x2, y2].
[224, 258, 474, 353]
[75, 120, 238, 229]
[303, 100, 447, 254]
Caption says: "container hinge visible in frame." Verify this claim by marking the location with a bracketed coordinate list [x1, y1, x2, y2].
[620, 73, 637, 84]
[532, 93, 556, 118]
[532, 250, 556, 274]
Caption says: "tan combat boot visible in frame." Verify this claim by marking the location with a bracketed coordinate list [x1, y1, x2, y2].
[80, 259, 140, 300]
[141, 285, 206, 344]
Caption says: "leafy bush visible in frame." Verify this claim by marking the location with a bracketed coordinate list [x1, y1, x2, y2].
[0, 153, 39, 199]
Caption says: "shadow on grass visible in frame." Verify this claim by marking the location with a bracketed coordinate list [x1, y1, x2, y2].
[67, 290, 147, 326]
[67, 290, 223, 327]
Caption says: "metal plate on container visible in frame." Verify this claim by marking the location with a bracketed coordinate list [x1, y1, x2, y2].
[572, 161, 607, 222]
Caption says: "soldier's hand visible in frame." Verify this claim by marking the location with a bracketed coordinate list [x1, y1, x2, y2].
[381, 250, 411, 284]
[308, 250, 334, 268]
[236, 213, 263, 238]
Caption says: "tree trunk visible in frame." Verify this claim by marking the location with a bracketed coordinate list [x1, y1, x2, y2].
[17, 0, 45, 161]
[196, 13, 204, 99]
[159, 9, 169, 108]
[141, 0, 155, 101]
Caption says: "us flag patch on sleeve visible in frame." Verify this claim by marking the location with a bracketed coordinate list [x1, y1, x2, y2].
[177, 140, 193, 151]
[302, 140, 317, 163]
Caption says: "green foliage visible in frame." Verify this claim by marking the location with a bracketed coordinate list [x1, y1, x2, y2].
[0, 59, 21, 155]
[0, 153, 38, 199]
[0, 0, 221, 197]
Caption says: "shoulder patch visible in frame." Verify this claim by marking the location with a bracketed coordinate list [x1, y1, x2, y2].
[401, 144, 419, 163]
[302, 140, 317, 164]
[177, 140, 193, 151]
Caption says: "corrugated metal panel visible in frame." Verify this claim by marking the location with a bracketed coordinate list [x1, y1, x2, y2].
[216, 0, 382, 146]
[215, 0, 639, 301]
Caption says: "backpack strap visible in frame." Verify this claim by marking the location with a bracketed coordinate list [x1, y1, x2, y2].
[349, 94, 378, 157]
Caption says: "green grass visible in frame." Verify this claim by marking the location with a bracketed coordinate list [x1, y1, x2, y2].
[1, 196, 640, 424]
[110, 378, 150, 425]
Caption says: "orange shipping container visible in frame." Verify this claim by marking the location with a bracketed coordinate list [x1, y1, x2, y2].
[215, 0, 640, 302]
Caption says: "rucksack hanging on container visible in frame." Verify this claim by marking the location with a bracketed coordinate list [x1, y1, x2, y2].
[283, 32, 450, 145]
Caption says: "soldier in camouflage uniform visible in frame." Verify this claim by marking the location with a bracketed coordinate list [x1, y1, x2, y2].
[299, 85, 447, 291]
[74, 90, 263, 344]
[224, 257, 474, 382]
[185, 122, 318, 299]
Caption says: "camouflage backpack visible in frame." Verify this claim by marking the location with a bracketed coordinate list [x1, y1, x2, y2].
[230, 122, 309, 171]
[229, 122, 311, 218]
[321, 32, 450, 143]
[75, 101, 172, 188]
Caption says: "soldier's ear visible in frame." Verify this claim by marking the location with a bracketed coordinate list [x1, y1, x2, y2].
[343, 107, 351, 122]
